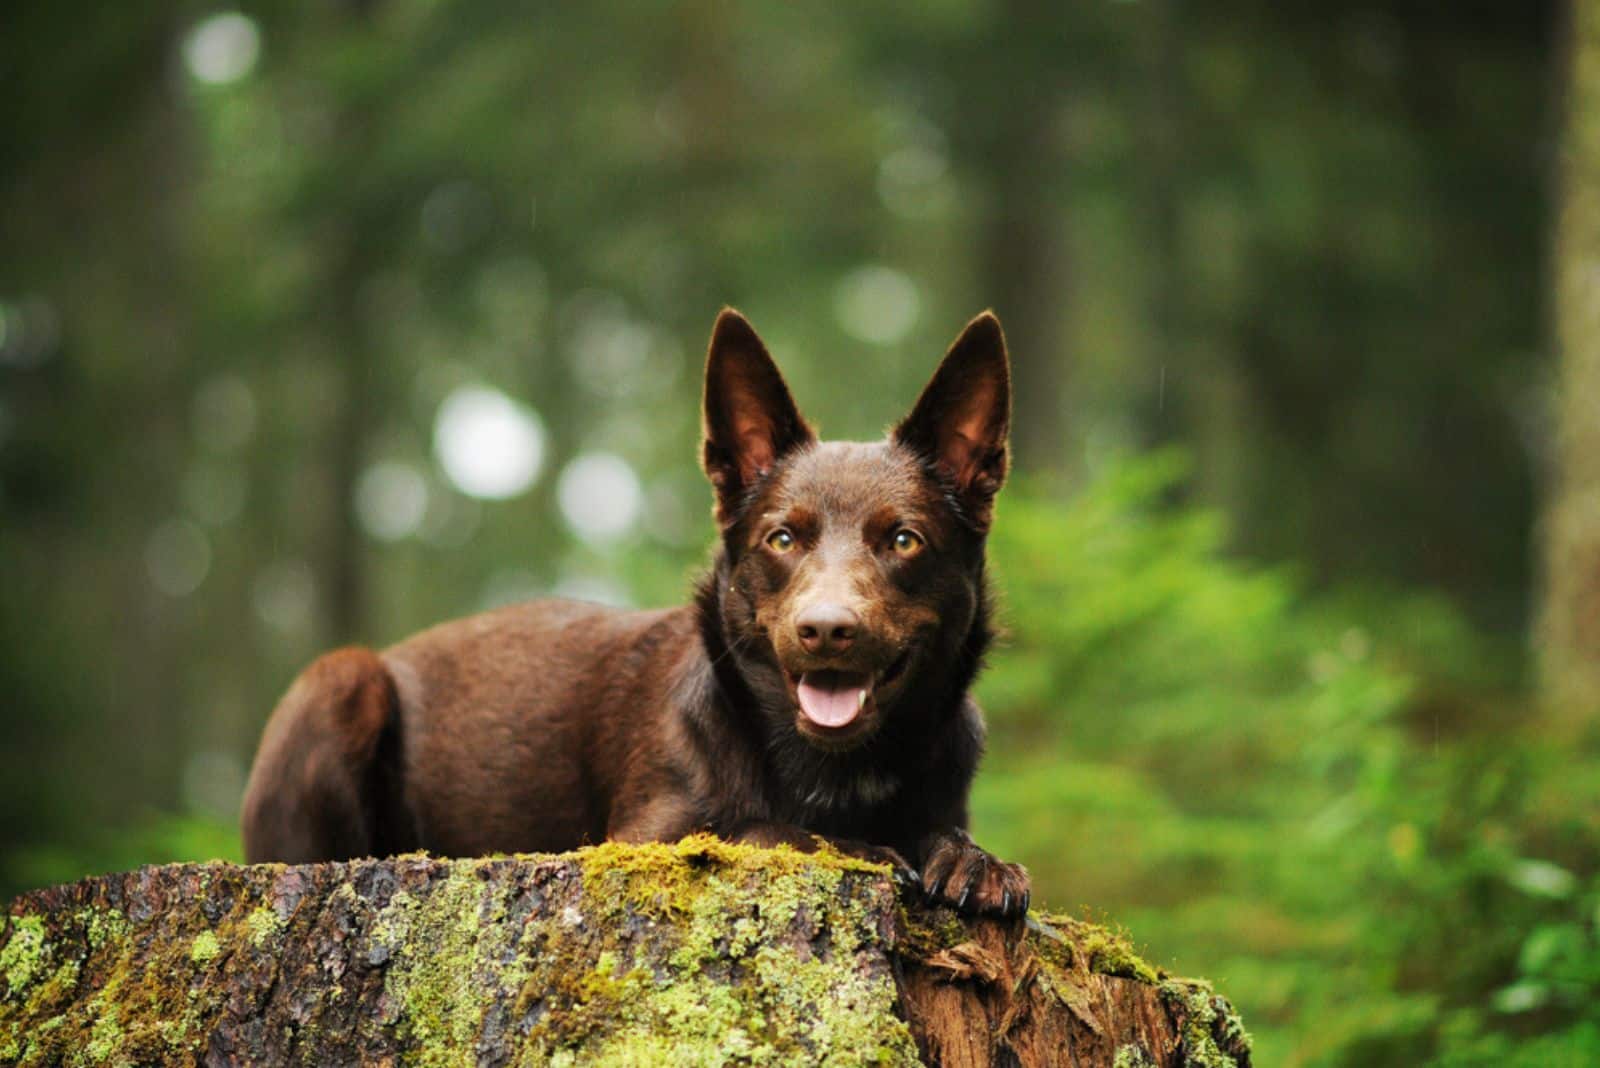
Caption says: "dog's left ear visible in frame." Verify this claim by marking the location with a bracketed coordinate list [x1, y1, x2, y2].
[702, 308, 816, 527]
[894, 311, 1011, 530]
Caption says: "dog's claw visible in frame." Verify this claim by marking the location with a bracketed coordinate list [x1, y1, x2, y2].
[1021, 891, 1031, 914]
[957, 886, 971, 910]
[1001, 891, 1011, 914]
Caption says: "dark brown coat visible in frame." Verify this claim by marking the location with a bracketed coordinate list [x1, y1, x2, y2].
[242, 309, 1029, 916]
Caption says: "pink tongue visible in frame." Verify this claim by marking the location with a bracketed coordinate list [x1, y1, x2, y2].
[797, 672, 868, 728]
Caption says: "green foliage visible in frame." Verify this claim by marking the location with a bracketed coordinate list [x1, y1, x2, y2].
[0, 4, 1567, 1061]
[4, 818, 240, 900]
[969, 453, 1598, 1066]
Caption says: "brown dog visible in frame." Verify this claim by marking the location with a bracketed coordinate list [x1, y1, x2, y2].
[241, 308, 1030, 916]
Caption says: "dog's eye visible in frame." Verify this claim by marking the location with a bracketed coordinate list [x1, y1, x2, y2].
[892, 529, 925, 557]
[766, 529, 797, 553]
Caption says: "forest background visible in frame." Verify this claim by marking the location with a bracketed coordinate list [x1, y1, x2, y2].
[4, 3, 1598, 1064]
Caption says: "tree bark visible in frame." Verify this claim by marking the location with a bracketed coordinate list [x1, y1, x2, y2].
[1544, 0, 1600, 725]
[0, 837, 1250, 1067]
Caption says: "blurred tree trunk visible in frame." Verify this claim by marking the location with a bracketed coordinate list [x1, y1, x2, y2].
[974, 0, 1072, 478]
[1137, 0, 1190, 454]
[0, 4, 197, 835]
[1543, 0, 1600, 725]
[323, 229, 377, 645]
[982, 123, 1069, 476]
[310, 8, 386, 647]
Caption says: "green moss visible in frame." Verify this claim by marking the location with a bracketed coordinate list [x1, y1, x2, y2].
[243, 905, 282, 947]
[1, 911, 90, 1064]
[1114, 1044, 1158, 1068]
[574, 832, 888, 923]
[79, 909, 129, 951]
[1159, 978, 1253, 1068]
[897, 902, 969, 960]
[1081, 929, 1160, 984]
[0, 849, 890, 1063]
[1027, 916, 1077, 974]
[1025, 911, 1252, 1066]
[189, 930, 221, 965]
[504, 836, 918, 1065]
[349, 841, 914, 1064]
[365, 860, 573, 1067]
[1033, 911, 1161, 985]
[578, 832, 887, 877]
[0, 895, 252, 1064]
[84, 1000, 122, 1064]
[1, 915, 48, 995]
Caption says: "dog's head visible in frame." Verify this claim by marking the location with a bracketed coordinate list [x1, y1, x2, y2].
[700, 308, 1010, 752]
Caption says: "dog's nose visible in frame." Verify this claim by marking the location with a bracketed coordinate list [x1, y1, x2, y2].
[796, 603, 859, 656]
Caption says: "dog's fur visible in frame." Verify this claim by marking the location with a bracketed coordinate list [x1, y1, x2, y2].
[241, 308, 1030, 916]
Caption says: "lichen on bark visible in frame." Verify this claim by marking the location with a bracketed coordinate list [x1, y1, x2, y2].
[1, 838, 1250, 1067]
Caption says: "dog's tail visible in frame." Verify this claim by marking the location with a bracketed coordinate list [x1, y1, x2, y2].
[240, 646, 410, 863]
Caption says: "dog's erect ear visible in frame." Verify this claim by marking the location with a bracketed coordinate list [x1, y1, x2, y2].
[894, 311, 1011, 529]
[702, 308, 815, 525]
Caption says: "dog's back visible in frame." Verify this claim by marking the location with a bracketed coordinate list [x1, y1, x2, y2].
[382, 600, 698, 854]
[242, 599, 692, 861]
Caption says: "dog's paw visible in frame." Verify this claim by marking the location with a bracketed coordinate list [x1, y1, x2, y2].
[919, 829, 1030, 918]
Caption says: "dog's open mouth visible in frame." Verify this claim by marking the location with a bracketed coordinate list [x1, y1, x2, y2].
[791, 650, 912, 733]
[795, 670, 871, 728]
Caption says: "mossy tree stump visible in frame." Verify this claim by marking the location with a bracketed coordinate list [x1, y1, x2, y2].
[0, 836, 1250, 1066]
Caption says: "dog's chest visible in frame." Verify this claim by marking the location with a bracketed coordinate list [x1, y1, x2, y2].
[789, 767, 901, 819]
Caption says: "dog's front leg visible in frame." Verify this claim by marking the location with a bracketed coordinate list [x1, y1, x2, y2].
[727, 820, 920, 886]
[916, 827, 1030, 918]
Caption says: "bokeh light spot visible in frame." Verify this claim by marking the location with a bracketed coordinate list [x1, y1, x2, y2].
[355, 461, 429, 542]
[253, 558, 317, 634]
[184, 13, 261, 86]
[433, 386, 546, 500]
[877, 139, 953, 219]
[565, 295, 680, 399]
[557, 452, 642, 545]
[146, 519, 212, 597]
[834, 265, 920, 345]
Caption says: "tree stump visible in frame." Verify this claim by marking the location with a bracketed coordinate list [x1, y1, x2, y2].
[0, 836, 1251, 1066]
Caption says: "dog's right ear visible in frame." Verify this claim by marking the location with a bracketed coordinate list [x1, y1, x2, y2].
[894, 311, 1011, 531]
[701, 308, 815, 526]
